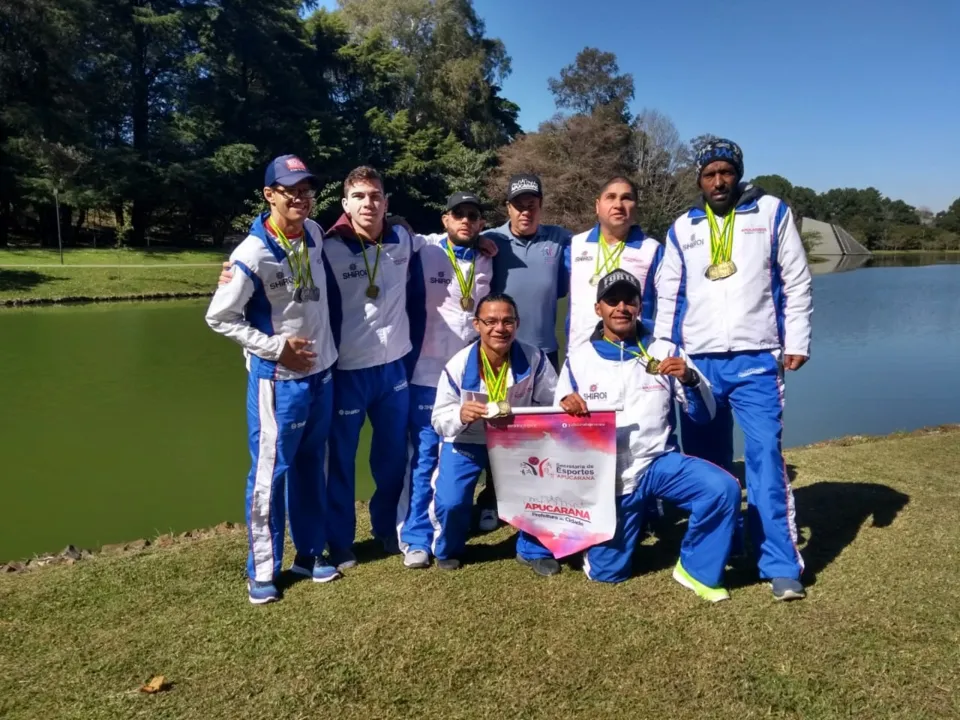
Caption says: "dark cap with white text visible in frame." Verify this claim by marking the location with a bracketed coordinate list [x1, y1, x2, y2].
[596, 269, 642, 303]
[506, 174, 543, 201]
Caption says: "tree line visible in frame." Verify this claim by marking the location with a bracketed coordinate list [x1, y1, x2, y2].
[2, 0, 957, 251]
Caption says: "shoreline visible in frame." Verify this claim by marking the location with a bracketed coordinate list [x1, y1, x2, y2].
[0, 290, 211, 308]
[4, 423, 956, 573]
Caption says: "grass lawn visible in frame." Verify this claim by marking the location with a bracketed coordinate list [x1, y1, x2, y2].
[0, 248, 225, 303]
[2, 427, 958, 719]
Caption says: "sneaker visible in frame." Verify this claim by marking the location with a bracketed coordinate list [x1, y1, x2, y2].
[290, 553, 316, 578]
[516, 555, 561, 577]
[310, 559, 341, 583]
[329, 549, 358, 572]
[436, 557, 461, 570]
[380, 535, 402, 556]
[247, 579, 280, 605]
[771, 577, 806, 601]
[403, 549, 430, 569]
[672, 560, 730, 603]
[478, 508, 498, 532]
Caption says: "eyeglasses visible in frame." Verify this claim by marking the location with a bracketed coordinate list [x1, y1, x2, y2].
[451, 208, 481, 222]
[274, 186, 316, 200]
[476, 317, 517, 329]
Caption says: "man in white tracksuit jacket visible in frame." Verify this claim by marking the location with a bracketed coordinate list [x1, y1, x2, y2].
[556, 269, 740, 600]
[400, 192, 493, 569]
[430, 293, 560, 575]
[654, 139, 813, 601]
[206, 155, 340, 604]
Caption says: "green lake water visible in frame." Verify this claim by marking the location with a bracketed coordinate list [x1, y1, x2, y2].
[2, 257, 959, 562]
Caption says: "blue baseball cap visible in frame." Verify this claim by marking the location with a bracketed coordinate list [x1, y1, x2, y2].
[264, 155, 317, 187]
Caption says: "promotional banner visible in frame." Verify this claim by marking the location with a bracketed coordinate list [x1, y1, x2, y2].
[486, 410, 618, 557]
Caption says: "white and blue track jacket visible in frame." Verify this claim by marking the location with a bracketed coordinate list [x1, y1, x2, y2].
[432, 340, 558, 444]
[654, 187, 813, 358]
[564, 224, 663, 350]
[205, 213, 337, 381]
[323, 214, 427, 371]
[556, 325, 715, 496]
[406, 235, 494, 389]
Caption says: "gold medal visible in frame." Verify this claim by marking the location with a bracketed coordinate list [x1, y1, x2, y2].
[716, 260, 737, 278]
[497, 401, 511, 417]
[705, 264, 721, 281]
[366, 284, 380, 299]
[589, 274, 600, 286]
[460, 297, 474, 312]
[645, 358, 661, 375]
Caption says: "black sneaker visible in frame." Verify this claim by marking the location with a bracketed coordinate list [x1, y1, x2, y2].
[516, 555, 560, 576]
[436, 558, 462, 570]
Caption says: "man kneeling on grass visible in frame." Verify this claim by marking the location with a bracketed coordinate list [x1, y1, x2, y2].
[429, 293, 560, 575]
[556, 270, 741, 601]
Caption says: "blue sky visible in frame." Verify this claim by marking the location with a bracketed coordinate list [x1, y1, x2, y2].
[320, 0, 959, 211]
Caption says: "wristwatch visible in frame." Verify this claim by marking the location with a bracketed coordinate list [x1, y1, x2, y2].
[681, 369, 700, 387]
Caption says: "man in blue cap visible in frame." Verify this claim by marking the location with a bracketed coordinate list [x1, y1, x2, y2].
[655, 139, 813, 601]
[206, 155, 340, 604]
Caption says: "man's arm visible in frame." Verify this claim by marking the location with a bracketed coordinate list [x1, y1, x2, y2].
[656, 346, 715, 424]
[557, 229, 573, 299]
[653, 225, 684, 344]
[775, 203, 813, 369]
[431, 367, 479, 437]
[205, 260, 285, 361]
[531, 350, 559, 406]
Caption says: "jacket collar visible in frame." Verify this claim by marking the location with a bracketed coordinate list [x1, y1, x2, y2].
[585, 223, 646, 248]
[588, 321, 653, 360]
[687, 183, 765, 222]
[461, 340, 532, 392]
[442, 236, 478, 260]
[327, 213, 401, 252]
[249, 212, 315, 262]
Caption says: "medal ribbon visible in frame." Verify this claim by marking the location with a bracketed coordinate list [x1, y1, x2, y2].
[704, 204, 736, 265]
[444, 239, 476, 305]
[480, 348, 510, 403]
[359, 234, 383, 292]
[603, 336, 653, 363]
[593, 232, 626, 278]
[268, 218, 314, 290]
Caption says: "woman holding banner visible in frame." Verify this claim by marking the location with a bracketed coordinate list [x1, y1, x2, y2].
[429, 293, 560, 575]
[556, 269, 741, 601]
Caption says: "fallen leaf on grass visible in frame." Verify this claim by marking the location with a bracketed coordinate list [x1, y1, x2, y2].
[139, 676, 170, 694]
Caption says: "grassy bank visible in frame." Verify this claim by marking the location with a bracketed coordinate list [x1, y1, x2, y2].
[0, 248, 224, 304]
[2, 427, 959, 719]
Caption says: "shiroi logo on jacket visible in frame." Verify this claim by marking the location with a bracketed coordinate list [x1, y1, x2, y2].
[342, 262, 367, 280]
[583, 383, 607, 401]
[430, 270, 452, 285]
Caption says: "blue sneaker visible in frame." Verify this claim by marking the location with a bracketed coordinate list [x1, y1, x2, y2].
[771, 577, 806, 601]
[247, 579, 280, 605]
[291, 554, 341, 583]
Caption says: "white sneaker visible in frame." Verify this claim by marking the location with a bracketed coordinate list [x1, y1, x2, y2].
[478, 509, 498, 532]
[403, 549, 430, 569]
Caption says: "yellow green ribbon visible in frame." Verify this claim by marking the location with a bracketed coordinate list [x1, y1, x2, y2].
[704, 204, 736, 265]
[480, 348, 510, 403]
[593, 232, 626, 278]
[444, 239, 476, 303]
[603, 336, 653, 363]
[268, 217, 314, 290]
[359, 234, 383, 291]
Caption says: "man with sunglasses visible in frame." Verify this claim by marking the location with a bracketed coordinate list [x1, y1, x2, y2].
[206, 155, 339, 604]
[399, 191, 493, 569]
[430, 293, 560, 574]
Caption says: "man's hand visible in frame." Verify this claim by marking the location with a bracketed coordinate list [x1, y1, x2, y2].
[783, 355, 808, 371]
[559, 393, 589, 416]
[278, 337, 317, 373]
[459, 401, 489, 424]
[477, 236, 499, 258]
[657, 357, 697, 385]
[386, 215, 413, 233]
[218, 261, 234, 287]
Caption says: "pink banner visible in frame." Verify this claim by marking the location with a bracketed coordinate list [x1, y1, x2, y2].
[486, 411, 617, 558]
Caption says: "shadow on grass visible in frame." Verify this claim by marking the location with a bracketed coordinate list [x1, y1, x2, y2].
[629, 462, 910, 589]
[0, 268, 55, 293]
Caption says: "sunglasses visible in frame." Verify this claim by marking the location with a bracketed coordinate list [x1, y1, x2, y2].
[450, 208, 481, 222]
[274, 186, 316, 200]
